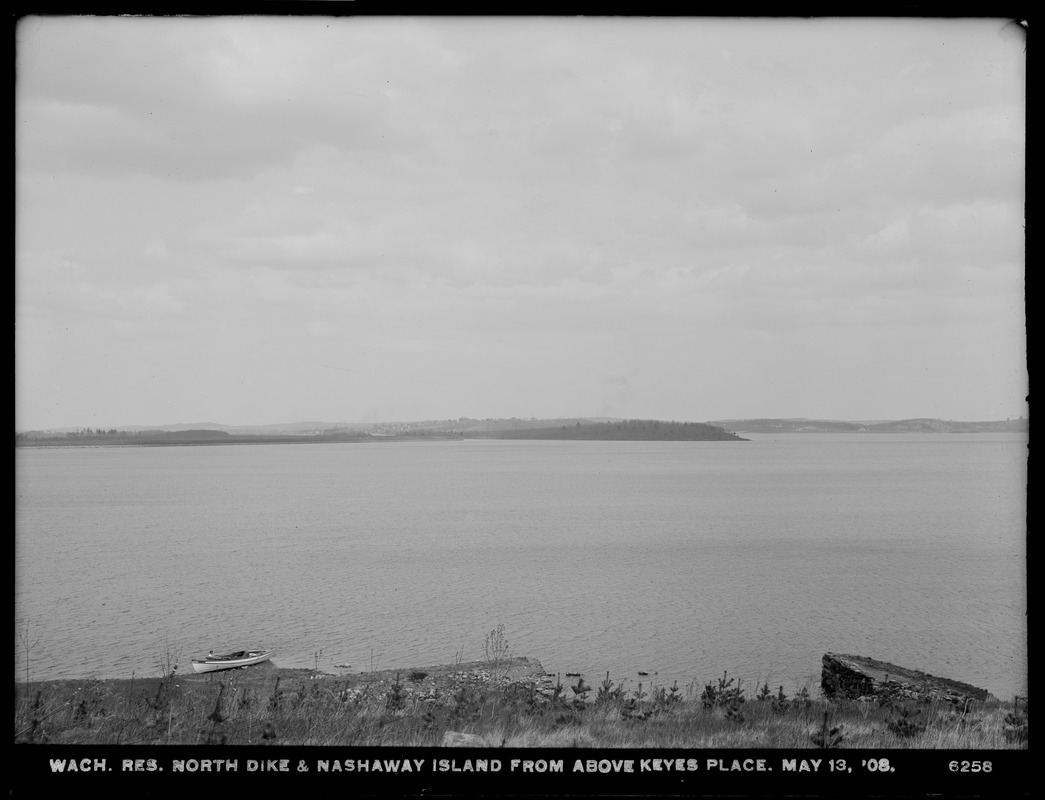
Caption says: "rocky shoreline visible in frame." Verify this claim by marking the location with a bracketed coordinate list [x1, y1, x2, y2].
[28, 653, 1001, 707]
[18, 652, 1024, 748]
[175, 655, 562, 703]
[177, 652, 1003, 712]
[820, 653, 995, 705]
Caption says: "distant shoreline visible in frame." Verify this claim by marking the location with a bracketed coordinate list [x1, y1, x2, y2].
[16, 427, 1027, 448]
[16, 416, 1026, 443]
[709, 418, 1027, 435]
[16, 419, 748, 446]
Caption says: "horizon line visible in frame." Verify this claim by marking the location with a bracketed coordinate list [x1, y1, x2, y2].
[15, 413, 1028, 434]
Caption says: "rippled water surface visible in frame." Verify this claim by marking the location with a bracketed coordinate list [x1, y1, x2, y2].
[15, 434, 1027, 698]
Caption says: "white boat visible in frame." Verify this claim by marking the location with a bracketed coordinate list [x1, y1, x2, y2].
[191, 649, 273, 674]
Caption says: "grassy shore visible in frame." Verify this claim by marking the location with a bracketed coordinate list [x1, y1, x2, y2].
[14, 656, 1027, 748]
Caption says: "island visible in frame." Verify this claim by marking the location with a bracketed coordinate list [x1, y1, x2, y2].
[465, 419, 745, 441]
[15, 418, 746, 446]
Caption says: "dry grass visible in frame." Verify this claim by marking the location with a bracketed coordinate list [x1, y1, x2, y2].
[13, 663, 1027, 749]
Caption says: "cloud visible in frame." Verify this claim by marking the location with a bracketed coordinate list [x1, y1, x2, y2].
[15, 16, 1026, 427]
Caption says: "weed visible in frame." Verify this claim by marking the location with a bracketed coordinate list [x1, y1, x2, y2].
[156, 635, 181, 685]
[1003, 696, 1028, 746]
[554, 709, 583, 727]
[886, 704, 926, 739]
[237, 688, 256, 710]
[483, 624, 512, 670]
[810, 709, 846, 748]
[725, 701, 746, 725]
[450, 684, 485, 724]
[17, 618, 44, 686]
[771, 686, 790, 715]
[198, 684, 228, 744]
[14, 690, 47, 743]
[268, 677, 284, 713]
[12, 648, 1028, 748]
[420, 704, 442, 731]
[620, 682, 652, 721]
[385, 674, 407, 713]
[146, 678, 170, 714]
[792, 686, 812, 712]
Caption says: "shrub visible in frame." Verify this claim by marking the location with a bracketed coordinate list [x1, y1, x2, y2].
[771, 686, 790, 715]
[570, 677, 591, 711]
[653, 681, 682, 711]
[621, 683, 652, 721]
[595, 672, 624, 706]
[792, 686, 813, 712]
[701, 671, 746, 715]
[11, 644, 1028, 749]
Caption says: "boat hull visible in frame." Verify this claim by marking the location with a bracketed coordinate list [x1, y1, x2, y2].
[190, 650, 272, 674]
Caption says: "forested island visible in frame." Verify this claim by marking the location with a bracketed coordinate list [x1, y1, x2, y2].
[468, 419, 744, 441]
[15, 419, 744, 446]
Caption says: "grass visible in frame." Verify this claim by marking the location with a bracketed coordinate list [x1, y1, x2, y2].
[13, 661, 1027, 748]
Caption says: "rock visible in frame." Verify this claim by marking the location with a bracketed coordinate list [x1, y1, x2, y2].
[317, 657, 546, 687]
[821, 653, 993, 705]
[442, 731, 485, 747]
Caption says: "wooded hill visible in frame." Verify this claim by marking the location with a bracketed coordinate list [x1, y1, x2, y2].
[469, 419, 745, 441]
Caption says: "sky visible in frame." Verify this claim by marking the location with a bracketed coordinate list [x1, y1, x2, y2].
[15, 16, 1027, 430]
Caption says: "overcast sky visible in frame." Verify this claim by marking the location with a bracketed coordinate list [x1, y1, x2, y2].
[15, 16, 1026, 429]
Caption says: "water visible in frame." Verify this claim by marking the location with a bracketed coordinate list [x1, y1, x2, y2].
[14, 434, 1027, 699]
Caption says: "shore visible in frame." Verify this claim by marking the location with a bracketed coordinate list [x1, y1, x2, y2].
[15, 656, 1026, 748]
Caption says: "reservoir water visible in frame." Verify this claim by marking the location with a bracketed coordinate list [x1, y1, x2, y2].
[14, 433, 1027, 699]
